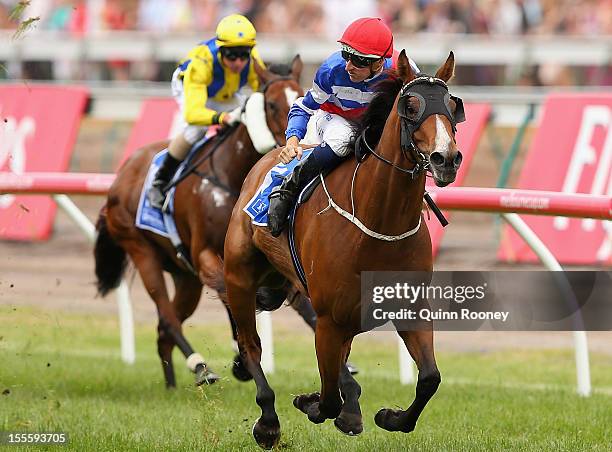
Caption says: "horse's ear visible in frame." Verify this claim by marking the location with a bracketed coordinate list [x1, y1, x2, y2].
[290, 54, 303, 84]
[254, 59, 274, 85]
[435, 51, 455, 82]
[397, 49, 416, 83]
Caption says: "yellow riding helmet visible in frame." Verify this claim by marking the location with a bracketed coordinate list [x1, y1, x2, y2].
[215, 14, 257, 48]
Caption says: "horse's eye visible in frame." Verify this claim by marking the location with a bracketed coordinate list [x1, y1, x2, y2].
[404, 97, 421, 120]
[267, 101, 278, 112]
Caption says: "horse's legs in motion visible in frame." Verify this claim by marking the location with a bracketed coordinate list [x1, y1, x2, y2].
[223, 302, 253, 381]
[127, 241, 211, 388]
[171, 271, 219, 385]
[290, 293, 360, 375]
[334, 339, 363, 435]
[293, 316, 344, 424]
[375, 329, 441, 433]
[198, 248, 253, 382]
[225, 270, 281, 450]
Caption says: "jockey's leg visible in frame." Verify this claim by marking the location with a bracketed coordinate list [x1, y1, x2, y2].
[267, 142, 343, 237]
[148, 125, 205, 209]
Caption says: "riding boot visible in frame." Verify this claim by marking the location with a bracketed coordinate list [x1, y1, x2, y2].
[148, 154, 181, 209]
[268, 142, 343, 237]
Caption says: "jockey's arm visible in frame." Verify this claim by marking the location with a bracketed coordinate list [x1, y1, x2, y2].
[182, 51, 227, 126]
[281, 64, 333, 163]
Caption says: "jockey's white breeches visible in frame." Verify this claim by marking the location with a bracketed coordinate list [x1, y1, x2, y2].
[301, 109, 354, 157]
[171, 68, 245, 145]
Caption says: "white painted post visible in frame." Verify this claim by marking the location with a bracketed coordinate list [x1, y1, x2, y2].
[54, 194, 136, 365]
[257, 311, 275, 374]
[116, 280, 136, 364]
[501, 213, 591, 396]
[398, 336, 416, 384]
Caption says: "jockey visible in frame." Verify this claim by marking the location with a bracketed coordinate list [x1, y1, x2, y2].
[267, 17, 419, 237]
[148, 14, 265, 209]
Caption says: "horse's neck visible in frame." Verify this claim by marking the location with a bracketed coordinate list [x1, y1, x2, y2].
[357, 119, 425, 233]
[204, 125, 261, 192]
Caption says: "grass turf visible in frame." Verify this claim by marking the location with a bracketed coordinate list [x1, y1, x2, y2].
[1, 306, 611, 451]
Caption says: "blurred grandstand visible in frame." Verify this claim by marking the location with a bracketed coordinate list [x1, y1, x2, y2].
[1, 0, 610, 86]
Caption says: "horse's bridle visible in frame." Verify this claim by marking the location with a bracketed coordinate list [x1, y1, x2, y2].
[261, 76, 295, 147]
[357, 75, 465, 179]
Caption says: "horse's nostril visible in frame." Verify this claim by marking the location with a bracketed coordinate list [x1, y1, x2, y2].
[430, 152, 445, 167]
[453, 151, 463, 167]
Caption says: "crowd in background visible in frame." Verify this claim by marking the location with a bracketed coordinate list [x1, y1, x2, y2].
[1, 0, 611, 36]
[1, 0, 610, 85]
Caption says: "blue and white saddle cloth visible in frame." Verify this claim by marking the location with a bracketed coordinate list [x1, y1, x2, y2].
[243, 149, 314, 226]
[135, 136, 208, 247]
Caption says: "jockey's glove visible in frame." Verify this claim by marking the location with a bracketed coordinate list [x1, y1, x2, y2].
[224, 106, 243, 126]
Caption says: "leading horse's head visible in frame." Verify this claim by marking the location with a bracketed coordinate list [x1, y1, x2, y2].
[252, 56, 304, 147]
[395, 50, 465, 187]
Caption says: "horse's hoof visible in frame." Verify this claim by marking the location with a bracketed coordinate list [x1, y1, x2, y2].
[232, 355, 253, 382]
[195, 365, 220, 386]
[292, 392, 320, 413]
[334, 412, 363, 436]
[346, 361, 359, 375]
[374, 408, 413, 433]
[252, 417, 281, 450]
[293, 393, 327, 424]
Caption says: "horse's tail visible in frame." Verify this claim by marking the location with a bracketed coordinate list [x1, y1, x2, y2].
[94, 207, 127, 297]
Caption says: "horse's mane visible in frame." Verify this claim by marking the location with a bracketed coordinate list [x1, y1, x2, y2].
[351, 70, 404, 149]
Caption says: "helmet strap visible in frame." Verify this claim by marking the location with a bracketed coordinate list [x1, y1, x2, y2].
[368, 59, 385, 78]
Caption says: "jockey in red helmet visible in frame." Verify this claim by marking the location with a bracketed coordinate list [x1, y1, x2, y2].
[267, 17, 419, 237]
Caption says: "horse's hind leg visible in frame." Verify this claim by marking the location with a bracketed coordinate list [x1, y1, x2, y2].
[198, 248, 252, 382]
[293, 316, 344, 424]
[126, 240, 211, 389]
[172, 272, 219, 386]
[375, 329, 440, 433]
[225, 269, 281, 450]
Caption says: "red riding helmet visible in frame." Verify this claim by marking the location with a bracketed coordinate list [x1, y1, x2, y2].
[338, 17, 394, 58]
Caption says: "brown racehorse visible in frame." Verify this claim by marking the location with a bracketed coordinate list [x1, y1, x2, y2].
[93, 57, 306, 388]
[221, 51, 463, 448]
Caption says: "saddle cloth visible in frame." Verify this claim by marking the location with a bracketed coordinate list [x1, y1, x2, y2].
[135, 133, 211, 245]
[243, 148, 314, 226]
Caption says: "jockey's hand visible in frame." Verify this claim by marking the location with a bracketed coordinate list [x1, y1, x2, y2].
[222, 106, 242, 126]
[279, 136, 302, 164]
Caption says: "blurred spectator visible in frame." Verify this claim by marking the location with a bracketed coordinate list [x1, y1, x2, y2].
[3, 0, 610, 85]
[3, 0, 610, 36]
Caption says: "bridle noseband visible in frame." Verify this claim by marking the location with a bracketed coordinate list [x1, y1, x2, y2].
[356, 75, 465, 178]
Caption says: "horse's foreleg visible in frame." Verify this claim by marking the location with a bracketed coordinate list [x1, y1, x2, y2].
[375, 329, 440, 433]
[225, 270, 280, 450]
[291, 293, 360, 375]
[172, 272, 219, 386]
[294, 316, 344, 424]
[334, 340, 363, 435]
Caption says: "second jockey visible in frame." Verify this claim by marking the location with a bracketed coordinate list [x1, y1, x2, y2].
[148, 14, 265, 210]
[267, 17, 419, 237]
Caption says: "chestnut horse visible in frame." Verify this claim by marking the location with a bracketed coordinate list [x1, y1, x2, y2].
[93, 57, 306, 388]
[222, 51, 464, 448]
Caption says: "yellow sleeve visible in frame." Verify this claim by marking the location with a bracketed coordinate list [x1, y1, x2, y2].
[182, 46, 225, 126]
[247, 46, 265, 92]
